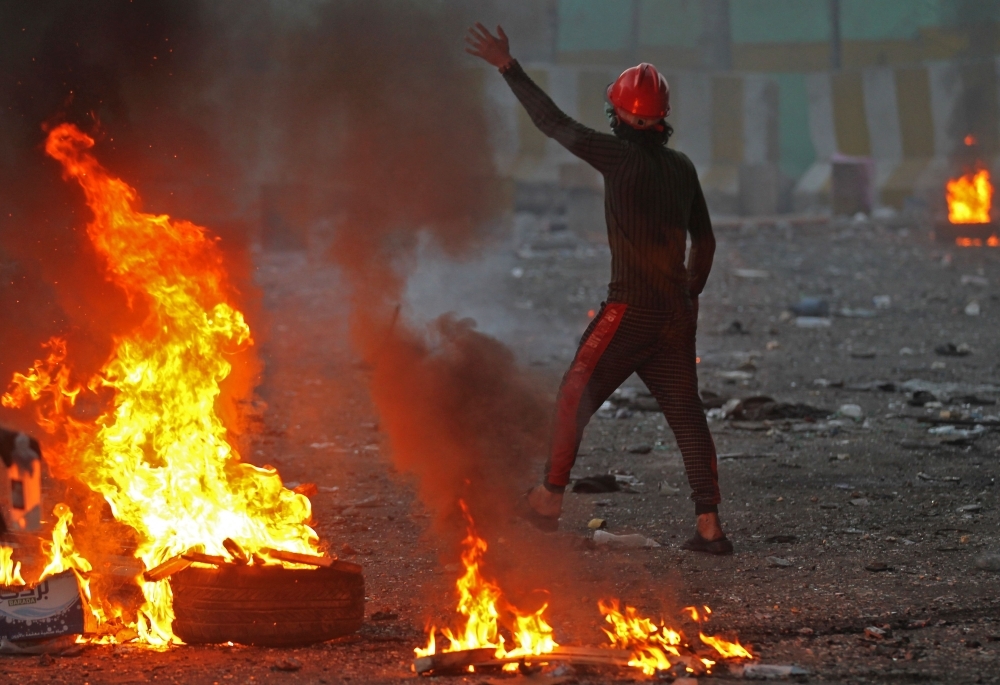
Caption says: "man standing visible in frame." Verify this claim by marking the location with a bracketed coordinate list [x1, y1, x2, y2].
[467, 25, 730, 555]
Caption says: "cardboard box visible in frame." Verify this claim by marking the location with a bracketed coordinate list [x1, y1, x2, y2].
[0, 570, 84, 641]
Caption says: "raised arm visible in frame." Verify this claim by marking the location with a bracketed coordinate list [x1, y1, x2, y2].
[465, 23, 625, 174]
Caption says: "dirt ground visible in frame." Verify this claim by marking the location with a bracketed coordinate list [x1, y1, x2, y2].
[4, 211, 1000, 684]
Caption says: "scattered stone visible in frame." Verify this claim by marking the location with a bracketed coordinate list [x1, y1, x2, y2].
[341, 543, 358, 556]
[724, 320, 751, 335]
[766, 556, 793, 568]
[734, 268, 770, 279]
[974, 553, 1000, 572]
[957, 503, 983, 513]
[797, 627, 814, 636]
[872, 295, 892, 309]
[370, 610, 399, 621]
[964, 301, 981, 316]
[658, 482, 681, 496]
[850, 498, 871, 507]
[572, 475, 620, 493]
[865, 562, 890, 572]
[628, 444, 652, 454]
[795, 316, 832, 328]
[790, 297, 829, 317]
[864, 626, 888, 639]
[837, 404, 864, 420]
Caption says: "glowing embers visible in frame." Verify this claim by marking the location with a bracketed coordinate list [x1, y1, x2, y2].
[955, 235, 1000, 248]
[415, 500, 557, 670]
[3, 123, 319, 644]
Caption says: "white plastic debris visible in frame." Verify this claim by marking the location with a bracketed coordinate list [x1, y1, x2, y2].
[965, 301, 981, 316]
[928, 425, 984, 438]
[593, 530, 660, 548]
[872, 295, 892, 309]
[737, 663, 809, 679]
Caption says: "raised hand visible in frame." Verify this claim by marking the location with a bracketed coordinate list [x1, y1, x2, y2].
[465, 22, 513, 69]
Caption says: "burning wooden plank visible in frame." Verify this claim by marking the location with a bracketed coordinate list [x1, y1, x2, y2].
[262, 547, 336, 568]
[142, 554, 192, 582]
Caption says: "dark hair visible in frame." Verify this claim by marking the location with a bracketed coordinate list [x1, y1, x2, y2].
[605, 102, 673, 147]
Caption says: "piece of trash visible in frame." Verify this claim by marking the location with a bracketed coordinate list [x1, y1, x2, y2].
[837, 404, 864, 420]
[736, 663, 809, 679]
[272, 657, 303, 672]
[850, 498, 871, 507]
[309, 442, 338, 449]
[765, 535, 797, 544]
[899, 347, 915, 355]
[956, 504, 982, 513]
[908, 390, 937, 406]
[573, 475, 620, 493]
[965, 301, 981, 316]
[592, 530, 659, 548]
[766, 556, 792, 568]
[790, 297, 829, 317]
[872, 295, 891, 309]
[974, 553, 1000, 572]
[588, 518, 607, 530]
[734, 269, 770, 279]
[795, 316, 831, 328]
[766, 340, 780, 350]
[837, 307, 877, 318]
[961, 274, 989, 286]
[658, 482, 681, 495]
[935, 343, 971, 356]
[865, 626, 888, 639]
[928, 425, 985, 438]
[717, 370, 754, 380]
[510, 266, 524, 278]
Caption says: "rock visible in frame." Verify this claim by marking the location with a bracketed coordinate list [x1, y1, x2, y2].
[865, 562, 890, 572]
[341, 542, 358, 555]
[790, 297, 829, 317]
[850, 498, 871, 507]
[795, 316, 832, 328]
[370, 610, 399, 621]
[873, 295, 892, 309]
[658, 482, 681, 496]
[838, 404, 864, 420]
[965, 301, 981, 316]
[797, 627, 814, 636]
[974, 553, 1000, 572]
[864, 626, 888, 639]
[628, 444, 652, 454]
[766, 556, 793, 568]
[957, 503, 983, 513]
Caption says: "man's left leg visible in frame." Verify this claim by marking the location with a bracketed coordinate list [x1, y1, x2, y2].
[636, 309, 729, 554]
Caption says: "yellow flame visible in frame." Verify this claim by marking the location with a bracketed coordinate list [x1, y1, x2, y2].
[4, 123, 319, 643]
[0, 546, 26, 586]
[599, 599, 684, 675]
[947, 169, 992, 224]
[415, 500, 557, 668]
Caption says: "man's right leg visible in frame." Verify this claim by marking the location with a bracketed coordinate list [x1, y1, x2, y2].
[529, 304, 659, 519]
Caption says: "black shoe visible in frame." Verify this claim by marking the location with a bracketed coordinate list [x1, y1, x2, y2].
[681, 532, 734, 556]
[517, 489, 560, 532]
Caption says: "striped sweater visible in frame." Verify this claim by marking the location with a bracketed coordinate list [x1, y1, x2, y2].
[503, 61, 715, 310]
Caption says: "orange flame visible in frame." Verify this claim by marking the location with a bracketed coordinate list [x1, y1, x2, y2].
[415, 500, 557, 669]
[3, 123, 318, 643]
[0, 546, 26, 586]
[947, 169, 992, 224]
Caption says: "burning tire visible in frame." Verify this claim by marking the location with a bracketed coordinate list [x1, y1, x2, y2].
[170, 561, 364, 646]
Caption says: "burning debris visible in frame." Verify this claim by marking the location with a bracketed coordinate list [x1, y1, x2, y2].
[939, 165, 999, 247]
[1, 124, 356, 647]
[412, 501, 758, 678]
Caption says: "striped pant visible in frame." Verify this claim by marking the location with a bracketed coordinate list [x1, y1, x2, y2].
[544, 302, 720, 513]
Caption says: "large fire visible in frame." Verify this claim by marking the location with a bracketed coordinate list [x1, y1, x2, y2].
[947, 169, 992, 225]
[414, 500, 557, 670]
[2, 123, 318, 642]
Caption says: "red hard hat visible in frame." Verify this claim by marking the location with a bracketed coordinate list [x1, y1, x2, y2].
[607, 63, 670, 124]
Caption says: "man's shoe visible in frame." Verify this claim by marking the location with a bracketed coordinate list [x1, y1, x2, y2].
[681, 532, 734, 556]
[518, 489, 560, 532]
